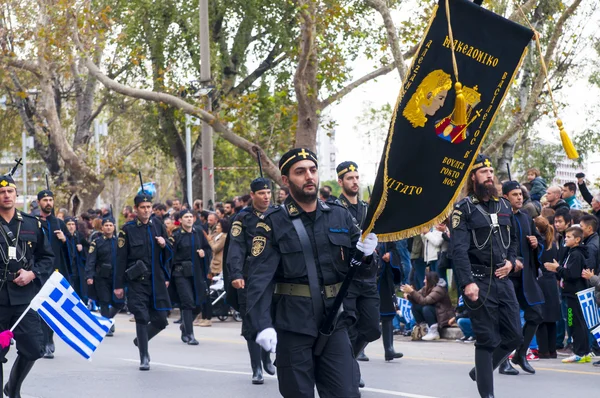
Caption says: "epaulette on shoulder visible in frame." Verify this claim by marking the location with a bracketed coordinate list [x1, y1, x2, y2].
[327, 200, 347, 209]
[262, 205, 282, 219]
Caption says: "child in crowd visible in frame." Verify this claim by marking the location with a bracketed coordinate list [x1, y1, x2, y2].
[545, 226, 590, 363]
[582, 268, 600, 367]
[448, 296, 475, 343]
[527, 168, 547, 201]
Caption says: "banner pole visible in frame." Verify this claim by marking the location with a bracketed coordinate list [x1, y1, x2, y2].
[9, 302, 34, 332]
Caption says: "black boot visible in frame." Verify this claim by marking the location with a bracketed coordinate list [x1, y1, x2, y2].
[356, 350, 369, 362]
[473, 348, 494, 398]
[41, 324, 54, 359]
[179, 324, 190, 343]
[136, 324, 150, 371]
[183, 310, 199, 345]
[470, 347, 515, 381]
[511, 323, 537, 374]
[382, 319, 403, 361]
[47, 329, 55, 353]
[134, 324, 162, 346]
[261, 348, 275, 375]
[100, 306, 114, 337]
[248, 341, 264, 385]
[4, 355, 35, 398]
[108, 306, 120, 318]
[499, 359, 519, 375]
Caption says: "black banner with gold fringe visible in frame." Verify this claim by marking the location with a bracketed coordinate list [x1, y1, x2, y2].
[363, 0, 533, 241]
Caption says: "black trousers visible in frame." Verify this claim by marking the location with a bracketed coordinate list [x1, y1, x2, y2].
[566, 295, 589, 357]
[515, 286, 543, 325]
[466, 276, 522, 351]
[536, 322, 557, 354]
[344, 279, 381, 343]
[94, 276, 122, 308]
[173, 275, 195, 310]
[276, 328, 359, 398]
[411, 303, 437, 326]
[127, 279, 168, 328]
[0, 305, 43, 361]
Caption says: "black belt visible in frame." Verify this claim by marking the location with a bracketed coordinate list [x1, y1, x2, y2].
[0, 270, 17, 282]
[274, 282, 343, 299]
[471, 264, 496, 278]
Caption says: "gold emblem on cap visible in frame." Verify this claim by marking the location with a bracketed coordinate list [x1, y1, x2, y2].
[0, 180, 7, 187]
[349, 164, 356, 172]
[298, 149, 309, 159]
[484, 159, 491, 168]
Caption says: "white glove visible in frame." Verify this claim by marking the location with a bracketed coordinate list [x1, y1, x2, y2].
[356, 232, 378, 256]
[256, 327, 277, 353]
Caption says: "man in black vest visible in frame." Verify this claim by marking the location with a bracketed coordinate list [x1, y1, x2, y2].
[0, 172, 54, 397]
[337, 161, 384, 388]
[452, 155, 521, 398]
[245, 148, 378, 398]
[114, 193, 172, 371]
[37, 189, 69, 359]
[500, 181, 544, 376]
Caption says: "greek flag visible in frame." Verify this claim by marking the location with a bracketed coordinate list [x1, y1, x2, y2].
[458, 295, 465, 307]
[397, 298, 413, 324]
[30, 272, 114, 360]
[576, 287, 600, 330]
[592, 325, 600, 346]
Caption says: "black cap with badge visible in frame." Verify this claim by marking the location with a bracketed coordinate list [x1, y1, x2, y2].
[278, 148, 318, 176]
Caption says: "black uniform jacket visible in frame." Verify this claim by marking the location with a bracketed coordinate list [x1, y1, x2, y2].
[337, 193, 368, 229]
[39, 214, 70, 280]
[168, 226, 212, 306]
[509, 210, 544, 305]
[451, 195, 518, 290]
[115, 218, 173, 310]
[0, 210, 54, 306]
[245, 197, 364, 339]
[86, 234, 122, 303]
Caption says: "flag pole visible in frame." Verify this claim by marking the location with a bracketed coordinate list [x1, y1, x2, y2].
[9, 302, 35, 332]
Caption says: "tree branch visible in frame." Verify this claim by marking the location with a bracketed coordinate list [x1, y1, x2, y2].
[508, 0, 539, 22]
[227, 47, 287, 98]
[364, 0, 407, 80]
[483, 0, 583, 156]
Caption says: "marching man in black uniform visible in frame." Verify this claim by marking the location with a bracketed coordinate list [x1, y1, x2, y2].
[227, 177, 276, 385]
[500, 181, 544, 375]
[0, 170, 54, 398]
[114, 192, 173, 371]
[245, 148, 378, 398]
[37, 189, 69, 359]
[169, 209, 211, 346]
[451, 155, 522, 398]
[86, 217, 123, 336]
[337, 161, 383, 387]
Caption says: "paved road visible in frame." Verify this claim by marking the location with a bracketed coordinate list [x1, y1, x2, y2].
[4, 314, 599, 398]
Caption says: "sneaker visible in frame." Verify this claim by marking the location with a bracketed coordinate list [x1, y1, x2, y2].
[464, 336, 476, 343]
[557, 348, 574, 357]
[593, 360, 600, 367]
[421, 324, 440, 341]
[508, 350, 516, 360]
[561, 355, 587, 363]
[456, 336, 469, 343]
[199, 319, 212, 327]
[526, 349, 539, 361]
[584, 354, 593, 363]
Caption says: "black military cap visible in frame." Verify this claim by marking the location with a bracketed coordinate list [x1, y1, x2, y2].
[64, 216, 76, 224]
[0, 174, 17, 189]
[502, 181, 521, 195]
[102, 216, 115, 225]
[278, 148, 318, 176]
[178, 209, 192, 217]
[472, 154, 493, 171]
[134, 193, 152, 206]
[37, 189, 54, 200]
[336, 161, 359, 179]
[251, 178, 271, 193]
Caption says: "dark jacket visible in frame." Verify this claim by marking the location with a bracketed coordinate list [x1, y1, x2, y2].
[115, 218, 173, 310]
[39, 214, 70, 280]
[583, 233, 600, 273]
[509, 210, 544, 305]
[377, 242, 402, 317]
[537, 237, 561, 322]
[245, 198, 369, 339]
[407, 279, 454, 328]
[169, 226, 211, 306]
[555, 245, 588, 297]
[551, 199, 570, 213]
[529, 176, 547, 202]
[0, 211, 54, 306]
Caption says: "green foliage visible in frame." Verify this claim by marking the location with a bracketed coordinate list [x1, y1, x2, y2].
[513, 139, 561, 183]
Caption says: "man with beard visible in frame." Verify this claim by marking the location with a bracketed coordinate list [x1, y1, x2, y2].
[64, 217, 89, 303]
[227, 178, 276, 385]
[86, 217, 123, 336]
[277, 187, 289, 205]
[245, 148, 378, 398]
[223, 201, 235, 219]
[0, 172, 54, 398]
[451, 155, 521, 398]
[499, 181, 544, 376]
[37, 189, 70, 359]
[114, 193, 172, 371]
[336, 161, 383, 388]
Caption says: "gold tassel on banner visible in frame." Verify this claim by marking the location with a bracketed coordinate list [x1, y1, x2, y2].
[518, 5, 579, 159]
[445, 0, 467, 126]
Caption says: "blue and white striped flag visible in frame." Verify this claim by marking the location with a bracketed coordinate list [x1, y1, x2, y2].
[397, 298, 413, 324]
[458, 295, 465, 307]
[576, 287, 600, 330]
[592, 324, 600, 346]
[30, 272, 114, 360]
